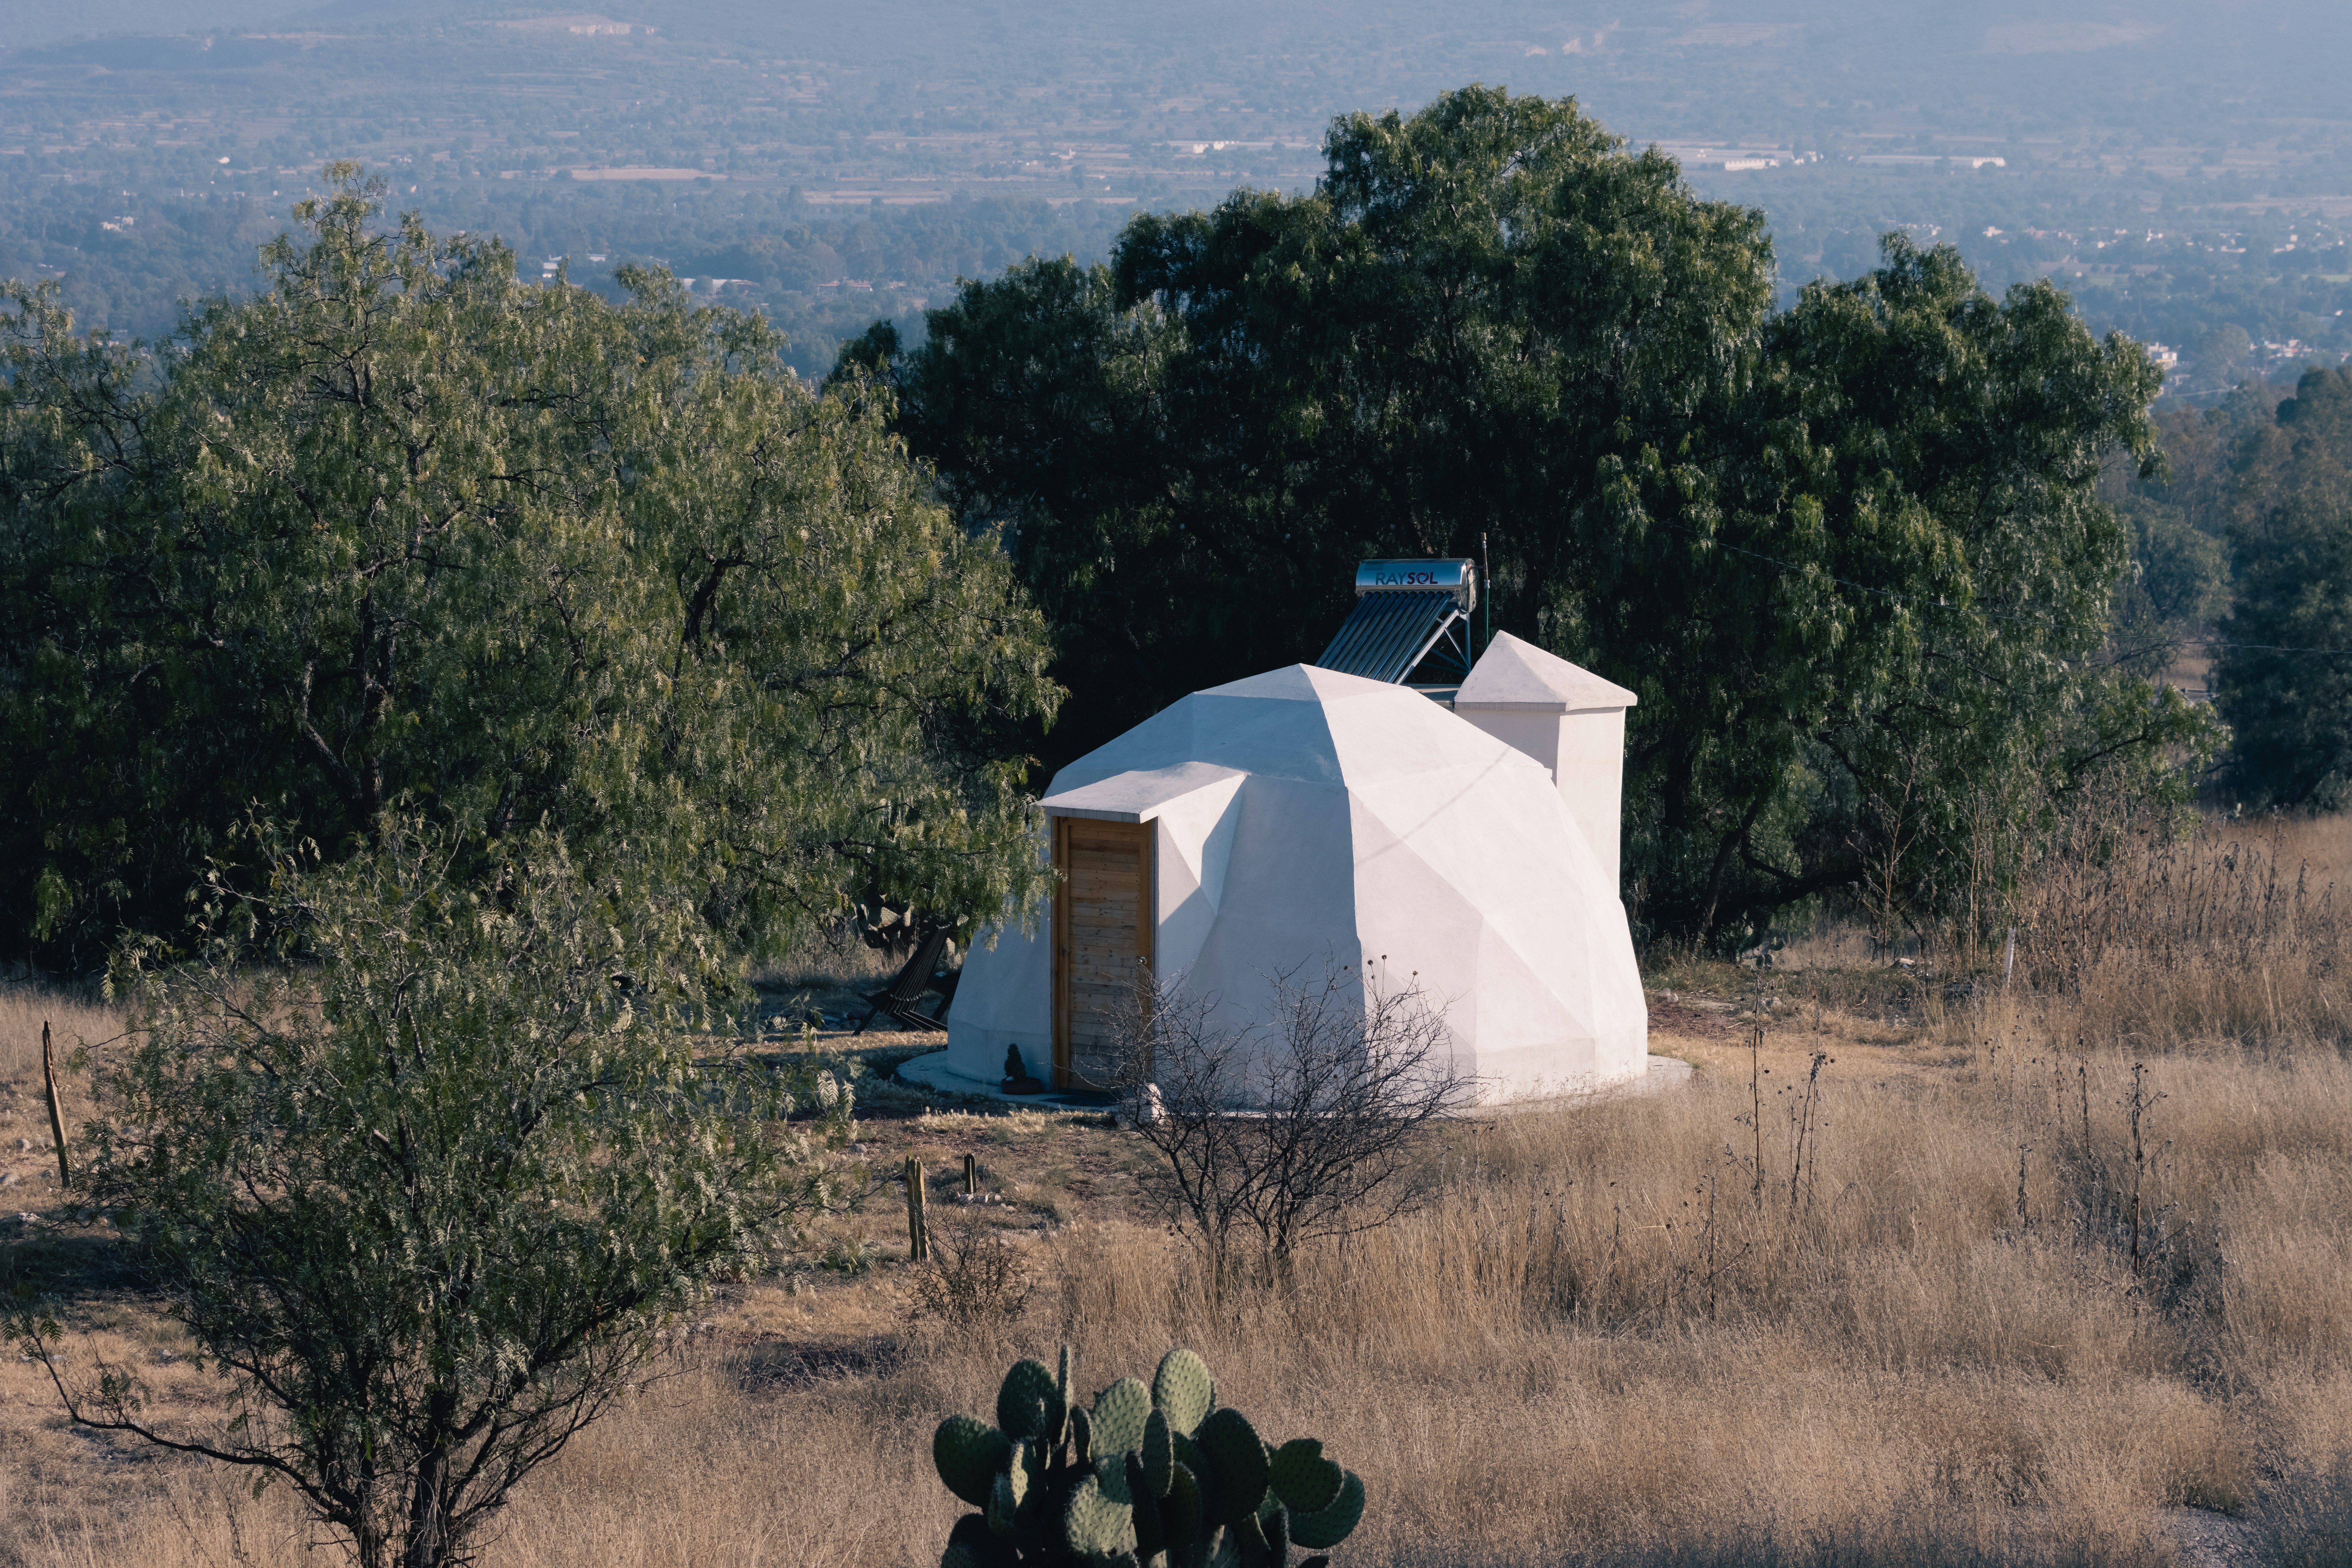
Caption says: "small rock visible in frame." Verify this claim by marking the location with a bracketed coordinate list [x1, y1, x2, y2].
[1114, 1083, 1165, 1130]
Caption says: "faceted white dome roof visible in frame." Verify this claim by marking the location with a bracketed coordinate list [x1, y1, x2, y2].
[937, 663, 1648, 1100]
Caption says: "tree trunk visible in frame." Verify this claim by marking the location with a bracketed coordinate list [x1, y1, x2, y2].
[400, 1418, 455, 1568]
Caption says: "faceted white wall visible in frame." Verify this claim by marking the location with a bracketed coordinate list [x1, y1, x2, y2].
[928, 663, 1647, 1102]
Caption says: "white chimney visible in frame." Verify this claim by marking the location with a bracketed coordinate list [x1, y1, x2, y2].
[1451, 632, 1639, 892]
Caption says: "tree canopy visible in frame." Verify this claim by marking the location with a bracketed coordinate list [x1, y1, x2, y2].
[2213, 366, 2352, 806]
[869, 86, 2209, 946]
[0, 168, 1060, 963]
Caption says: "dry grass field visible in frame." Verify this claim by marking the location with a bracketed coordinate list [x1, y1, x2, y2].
[5, 816, 2352, 1567]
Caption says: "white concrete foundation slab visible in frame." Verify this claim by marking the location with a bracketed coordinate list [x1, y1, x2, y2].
[895, 1048, 1691, 1110]
[896, 1047, 1117, 1109]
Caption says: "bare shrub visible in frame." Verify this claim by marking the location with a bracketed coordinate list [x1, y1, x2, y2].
[907, 1216, 1032, 1329]
[1111, 958, 1472, 1302]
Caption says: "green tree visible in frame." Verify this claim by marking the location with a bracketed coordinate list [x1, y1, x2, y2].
[12, 820, 852, 1568]
[0, 167, 1060, 963]
[1703, 239, 2209, 944]
[885, 90, 1775, 773]
[879, 87, 2209, 944]
[2215, 366, 2352, 804]
[2110, 504, 2229, 646]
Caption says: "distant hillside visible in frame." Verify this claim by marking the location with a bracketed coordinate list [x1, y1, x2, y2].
[3, 0, 2348, 386]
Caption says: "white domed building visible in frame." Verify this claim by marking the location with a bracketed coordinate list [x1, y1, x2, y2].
[902, 569, 1649, 1104]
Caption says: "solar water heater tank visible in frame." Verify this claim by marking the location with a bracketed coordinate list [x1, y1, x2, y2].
[1314, 558, 1477, 685]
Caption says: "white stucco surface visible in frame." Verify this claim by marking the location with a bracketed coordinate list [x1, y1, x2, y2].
[1453, 632, 1638, 892]
[930, 660, 1648, 1103]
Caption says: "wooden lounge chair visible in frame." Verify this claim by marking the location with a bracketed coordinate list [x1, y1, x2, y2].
[855, 924, 955, 1034]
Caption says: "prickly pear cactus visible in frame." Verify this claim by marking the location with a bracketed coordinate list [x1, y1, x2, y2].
[929, 1346, 1365, 1568]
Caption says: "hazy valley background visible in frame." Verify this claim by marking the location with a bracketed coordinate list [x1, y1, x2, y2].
[1, 0, 2349, 382]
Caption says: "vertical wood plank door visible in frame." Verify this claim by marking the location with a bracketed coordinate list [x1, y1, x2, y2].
[1053, 816, 1153, 1091]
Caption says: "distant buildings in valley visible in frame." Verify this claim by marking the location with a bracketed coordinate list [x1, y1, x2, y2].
[1652, 144, 1820, 171]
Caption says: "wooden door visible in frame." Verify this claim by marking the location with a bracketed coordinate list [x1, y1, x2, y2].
[1053, 816, 1153, 1091]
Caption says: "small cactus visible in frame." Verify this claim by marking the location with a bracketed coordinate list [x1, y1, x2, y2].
[931, 1346, 1363, 1568]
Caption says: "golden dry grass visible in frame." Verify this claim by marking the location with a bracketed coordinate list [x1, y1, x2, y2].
[7, 817, 2352, 1567]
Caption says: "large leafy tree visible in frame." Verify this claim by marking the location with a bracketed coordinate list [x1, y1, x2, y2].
[0, 167, 1059, 963]
[876, 86, 2208, 943]
[881, 90, 1775, 769]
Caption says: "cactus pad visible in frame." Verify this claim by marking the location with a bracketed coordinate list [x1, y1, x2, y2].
[1233, 1509, 1273, 1556]
[987, 1471, 1019, 1538]
[1070, 1404, 1095, 1466]
[1287, 1469, 1365, 1550]
[934, 1415, 1011, 1507]
[997, 1358, 1061, 1444]
[1267, 1438, 1345, 1515]
[1011, 1438, 1045, 1501]
[1091, 1377, 1153, 1457]
[943, 1514, 1017, 1568]
[1139, 1408, 1175, 1498]
[1150, 1348, 1215, 1436]
[1163, 1462, 1204, 1555]
[1194, 1408, 1271, 1525]
[1096, 1448, 1137, 1507]
[1261, 1496, 1293, 1560]
[1125, 1453, 1164, 1560]
[1062, 1473, 1136, 1560]
[1171, 1432, 1206, 1494]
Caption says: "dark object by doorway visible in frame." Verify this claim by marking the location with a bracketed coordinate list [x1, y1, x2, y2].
[1001, 1045, 1047, 1094]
